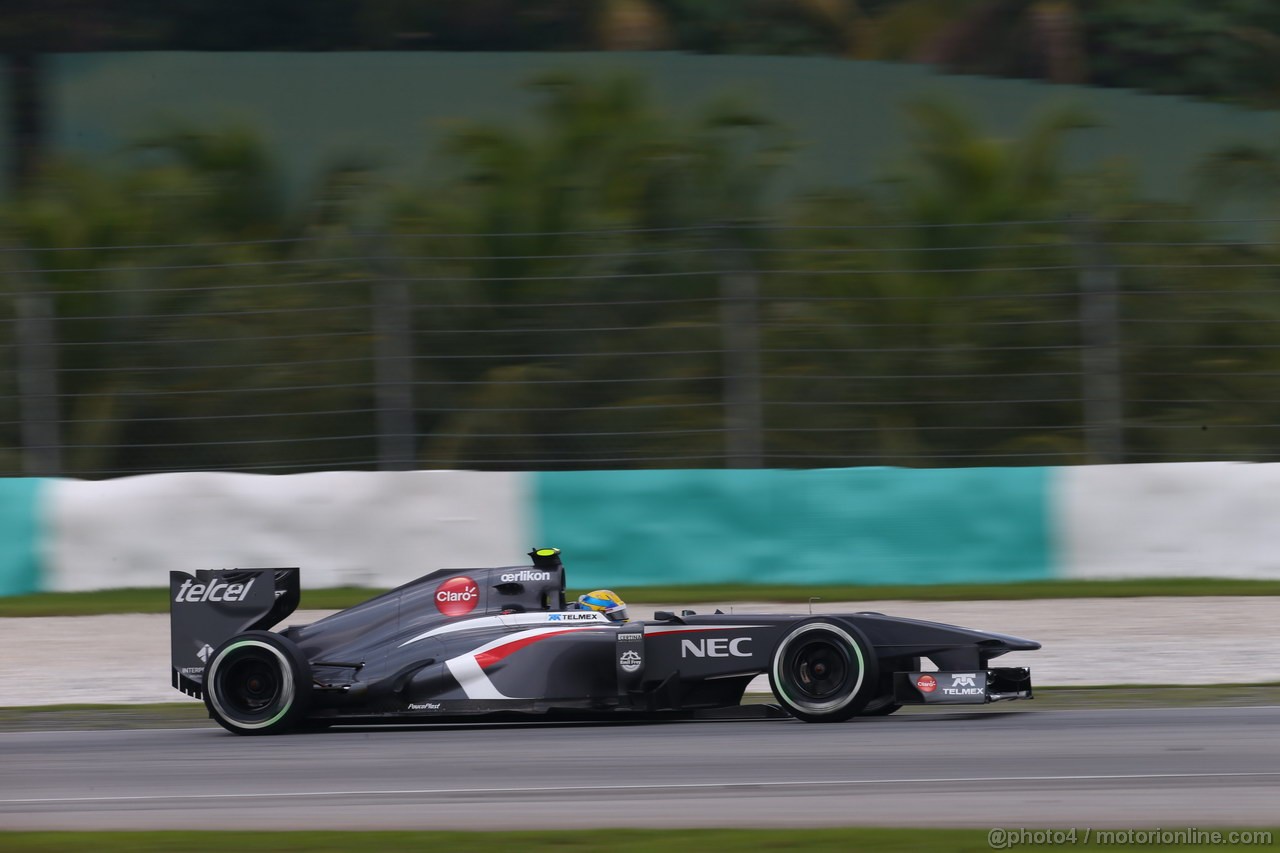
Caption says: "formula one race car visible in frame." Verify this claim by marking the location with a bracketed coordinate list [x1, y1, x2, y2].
[170, 549, 1039, 735]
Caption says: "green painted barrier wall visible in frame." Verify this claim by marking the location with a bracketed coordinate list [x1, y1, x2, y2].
[49, 52, 1280, 205]
[0, 479, 45, 595]
[535, 467, 1051, 588]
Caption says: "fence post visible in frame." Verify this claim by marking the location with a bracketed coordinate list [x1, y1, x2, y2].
[15, 283, 62, 476]
[368, 238, 416, 471]
[716, 223, 764, 468]
[1074, 217, 1124, 464]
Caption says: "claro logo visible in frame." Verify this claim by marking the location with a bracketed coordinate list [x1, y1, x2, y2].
[680, 637, 752, 658]
[435, 575, 480, 617]
[173, 578, 256, 604]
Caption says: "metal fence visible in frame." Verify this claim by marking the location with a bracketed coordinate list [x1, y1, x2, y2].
[3, 218, 1280, 477]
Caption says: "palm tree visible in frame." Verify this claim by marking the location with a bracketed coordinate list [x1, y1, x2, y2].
[399, 72, 787, 468]
[769, 98, 1096, 465]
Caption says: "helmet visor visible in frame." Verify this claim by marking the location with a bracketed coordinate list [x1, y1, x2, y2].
[605, 606, 628, 623]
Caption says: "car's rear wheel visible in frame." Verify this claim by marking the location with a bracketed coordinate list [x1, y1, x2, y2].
[204, 630, 311, 735]
[769, 619, 878, 722]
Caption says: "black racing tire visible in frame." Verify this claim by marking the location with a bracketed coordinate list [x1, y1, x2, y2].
[203, 630, 312, 736]
[768, 619, 878, 723]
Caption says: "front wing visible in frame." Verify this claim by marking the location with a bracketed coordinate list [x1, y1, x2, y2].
[894, 667, 1033, 705]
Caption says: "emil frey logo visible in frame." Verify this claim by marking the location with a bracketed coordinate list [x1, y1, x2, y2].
[435, 576, 480, 617]
[916, 675, 938, 693]
[173, 577, 256, 604]
[619, 650, 642, 672]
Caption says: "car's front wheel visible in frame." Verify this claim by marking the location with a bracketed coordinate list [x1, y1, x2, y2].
[203, 630, 311, 735]
[768, 619, 878, 723]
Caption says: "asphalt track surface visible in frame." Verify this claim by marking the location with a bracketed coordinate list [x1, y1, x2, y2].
[2, 706, 1278, 830]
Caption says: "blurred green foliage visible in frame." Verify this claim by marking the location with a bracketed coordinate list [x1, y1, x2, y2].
[2, 73, 1279, 474]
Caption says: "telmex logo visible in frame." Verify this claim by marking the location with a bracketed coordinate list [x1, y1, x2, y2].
[549, 612, 599, 621]
[680, 637, 752, 658]
[435, 576, 480, 617]
[499, 570, 552, 583]
[173, 578, 256, 604]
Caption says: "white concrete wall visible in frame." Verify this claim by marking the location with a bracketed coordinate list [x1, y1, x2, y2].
[1058, 462, 1280, 580]
[28, 462, 1280, 592]
[43, 471, 533, 591]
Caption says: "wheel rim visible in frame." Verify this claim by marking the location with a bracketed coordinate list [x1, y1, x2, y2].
[771, 623, 865, 715]
[207, 640, 296, 730]
[220, 655, 282, 715]
[788, 639, 850, 701]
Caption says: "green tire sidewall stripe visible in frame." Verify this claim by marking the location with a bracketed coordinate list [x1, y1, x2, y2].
[206, 639, 296, 730]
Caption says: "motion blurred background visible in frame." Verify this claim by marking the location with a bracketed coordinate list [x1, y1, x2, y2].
[6, 10, 1280, 843]
[5, 0, 1280, 479]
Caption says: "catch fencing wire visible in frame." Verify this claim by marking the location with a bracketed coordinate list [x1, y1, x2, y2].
[3, 218, 1280, 477]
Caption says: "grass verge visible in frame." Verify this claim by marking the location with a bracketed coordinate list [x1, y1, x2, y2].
[1, 829, 1275, 852]
[2, 684, 1275, 732]
[4, 577, 1279, 617]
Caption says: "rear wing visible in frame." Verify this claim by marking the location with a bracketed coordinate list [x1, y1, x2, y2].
[169, 568, 300, 698]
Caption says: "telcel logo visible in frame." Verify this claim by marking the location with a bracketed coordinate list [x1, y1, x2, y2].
[680, 637, 752, 658]
[174, 577, 256, 604]
[499, 570, 552, 583]
[435, 576, 480, 616]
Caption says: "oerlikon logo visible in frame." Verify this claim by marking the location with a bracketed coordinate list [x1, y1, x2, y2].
[435, 576, 480, 617]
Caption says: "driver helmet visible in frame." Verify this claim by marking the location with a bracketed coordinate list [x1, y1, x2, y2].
[577, 589, 628, 622]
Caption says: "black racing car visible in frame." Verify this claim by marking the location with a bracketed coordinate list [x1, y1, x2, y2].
[170, 548, 1039, 735]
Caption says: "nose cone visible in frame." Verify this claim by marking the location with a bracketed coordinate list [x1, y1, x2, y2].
[980, 631, 1041, 652]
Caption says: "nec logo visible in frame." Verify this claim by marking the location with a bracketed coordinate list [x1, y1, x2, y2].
[680, 637, 752, 658]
